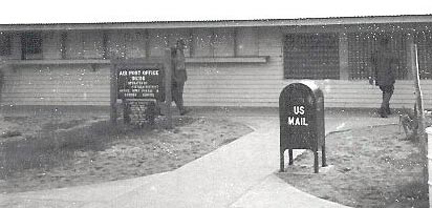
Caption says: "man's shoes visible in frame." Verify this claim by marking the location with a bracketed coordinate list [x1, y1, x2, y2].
[386, 107, 392, 115]
[180, 108, 191, 115]
[379, 108, 388, 118]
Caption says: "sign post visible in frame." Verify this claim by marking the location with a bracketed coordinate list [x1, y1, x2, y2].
[279, 81, 326, 173]
[163, 49, 172, 129]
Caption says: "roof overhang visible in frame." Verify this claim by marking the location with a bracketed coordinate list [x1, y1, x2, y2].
[0, 15, 432, 31]
[1, 0, 432, 31]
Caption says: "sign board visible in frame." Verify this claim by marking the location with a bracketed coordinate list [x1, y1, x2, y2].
[117, 67, 163, 100]
[110, 52, 172, 128]
[123, 100, 157, 125]
[279, 81, 326, 173]
[116, 65, 163, 125]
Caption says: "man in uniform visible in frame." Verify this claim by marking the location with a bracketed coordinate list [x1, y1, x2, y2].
[172, 39, 190, 115]
[371, 35, 398, 118]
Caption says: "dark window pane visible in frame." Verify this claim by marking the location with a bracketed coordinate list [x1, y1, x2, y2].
[284, 33, 340, 80]
[23, 32, 42, 54]
[0, 34, 11, 56]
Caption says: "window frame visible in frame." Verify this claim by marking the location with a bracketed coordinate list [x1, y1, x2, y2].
[0, 33, 12, 56]
[283, 33, 341, 80]
[21, 32, 43, 60]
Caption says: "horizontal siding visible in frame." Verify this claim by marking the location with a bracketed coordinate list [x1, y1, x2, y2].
[185, 78, 432, 109]
[2, 65, 432, 109]
[184, 27, 284, 107]
[1, 65, 110, 106]
[2, 26, 432, 109]
[292, 80, 432, 109]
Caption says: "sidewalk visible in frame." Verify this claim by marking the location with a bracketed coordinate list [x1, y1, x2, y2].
[0, 107, 399, 208]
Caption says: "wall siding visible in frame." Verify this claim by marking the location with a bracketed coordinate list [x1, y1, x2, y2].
[1, 65, 110, 106]
[184, 27, 283, 107]
[1, 26, 432, 109]
[183, 27, 432, 109]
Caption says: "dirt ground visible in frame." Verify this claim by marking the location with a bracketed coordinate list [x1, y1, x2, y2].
[0, 111, 252, 194]
[277, 124, 429, 208]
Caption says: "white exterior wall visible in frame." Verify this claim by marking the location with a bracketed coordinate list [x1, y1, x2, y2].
[1, 27, 431, 109]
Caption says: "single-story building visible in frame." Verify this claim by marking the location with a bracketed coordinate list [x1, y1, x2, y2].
[0, 15, 431, 109]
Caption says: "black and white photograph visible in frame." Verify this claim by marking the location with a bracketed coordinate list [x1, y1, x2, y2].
[0, 1, 432, 207]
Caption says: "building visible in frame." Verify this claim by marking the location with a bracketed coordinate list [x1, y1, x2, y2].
[0, 15, 431, 109]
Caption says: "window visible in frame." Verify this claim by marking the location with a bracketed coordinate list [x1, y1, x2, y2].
[64, 31, 104, 59]
[213, 28, 235, 57]
[416, 31, 432, 80]
[348, 32, 408, 80]
[192, 28, 235, 57]
[192, 29, 213, 57]
[284, 33, 340, 79]
[0, 33, 12, 56]
[236, 27, 259, 56]
[21, 32, 43, 60]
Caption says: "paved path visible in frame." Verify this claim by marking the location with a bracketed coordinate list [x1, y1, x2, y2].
[0, 108, 399, 208]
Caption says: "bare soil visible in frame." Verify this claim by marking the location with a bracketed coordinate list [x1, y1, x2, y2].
[0, 113, 252, 194]
[277, 124, 429, 208]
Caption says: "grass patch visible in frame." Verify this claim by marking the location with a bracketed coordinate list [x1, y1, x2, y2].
[0, 115, 252, 193]
[277, 124, 428, 208]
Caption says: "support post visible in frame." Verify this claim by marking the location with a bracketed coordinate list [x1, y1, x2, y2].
[110, 64, 117, 124]
[314, 150, 319, 173]
[280, 150, 285, 172]
[409, 43, 428, 184]
[339, 32, 349, 80]
[288, 149, 294, 165]
[322, 143, 327, 167]
[164, 49, 173, 129]
[406, 33, 415, 80]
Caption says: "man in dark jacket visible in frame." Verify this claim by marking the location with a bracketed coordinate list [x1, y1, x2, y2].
[172, 39, 190, 115]
[371, 36, 398, 118]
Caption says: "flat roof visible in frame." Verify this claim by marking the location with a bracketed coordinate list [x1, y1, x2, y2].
[0, 15, 431, 31]
[1, 0, 432, 31]
[1, 0, 432, 24]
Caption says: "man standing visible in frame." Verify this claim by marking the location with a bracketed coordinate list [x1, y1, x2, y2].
[371, 36, 398, 118]
[172, 39, 190, 115]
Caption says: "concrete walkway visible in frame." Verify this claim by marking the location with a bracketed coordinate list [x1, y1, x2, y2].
[0, 108, 399, 208]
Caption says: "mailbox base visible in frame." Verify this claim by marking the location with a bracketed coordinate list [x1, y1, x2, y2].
[280, 146, 327, 173]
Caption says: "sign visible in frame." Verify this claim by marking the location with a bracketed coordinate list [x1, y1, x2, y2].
[110, 50, 173, 129]
[124, 100, 157, 125]
[116, 66, 163, 125]
[279, 81, 326, 173]
[117, 68, 162, 100]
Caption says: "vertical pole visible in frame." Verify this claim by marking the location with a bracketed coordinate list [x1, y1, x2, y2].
[426, 127, 432, 208]
[280, 150, 285, 172]
[164, 49, 173, 129]
[233, 28, 238, 57]
[20, 33, 26, 60]
[144, 30, 151, 58]
[406, 33, 415, 80]
[410, 43, 428, 185]
[60, 32, 67, 59]
[0, 64, 4, 105]
[110, 63, 117, 124]
[188, 29, 194, 58]
[123, 101, 129, 124]
[102, 31, 109, 60]
[288, 149, 294, 165]
[314, 150, 319, 173]
[339, 32, 349, 80]
[322, 143, 327, 167]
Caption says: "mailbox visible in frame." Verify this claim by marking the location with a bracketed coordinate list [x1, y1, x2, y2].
[279, 81, 326, 173]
